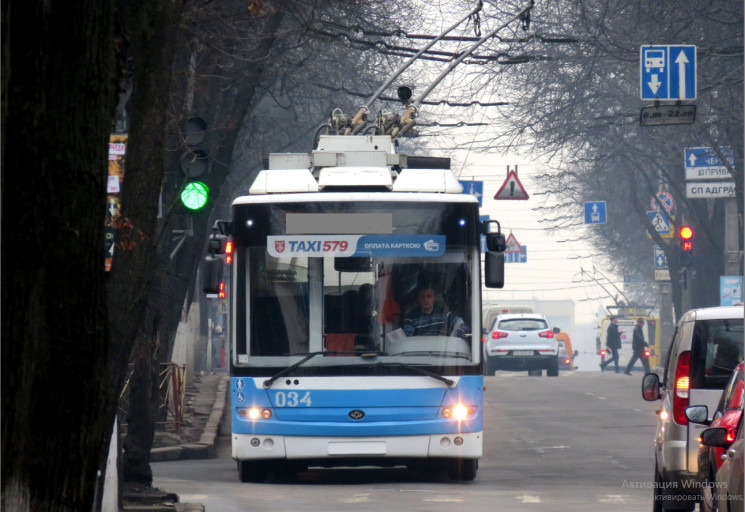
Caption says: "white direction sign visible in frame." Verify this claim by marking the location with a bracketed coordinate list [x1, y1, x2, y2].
[686, 181, 736, 199]
[640, 45, 696, 100]
[684, 147, 735, 180]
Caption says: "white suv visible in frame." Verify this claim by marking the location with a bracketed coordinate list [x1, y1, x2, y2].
[483, 313, 559, 377]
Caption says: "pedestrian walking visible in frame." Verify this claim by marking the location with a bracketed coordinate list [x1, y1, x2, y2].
[624, 318, 650, 375]
[600, 316, 623, 373]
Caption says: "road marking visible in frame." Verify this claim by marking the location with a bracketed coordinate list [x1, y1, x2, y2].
[339, 493, 371, 503]
[599, 494, 630, 504]
[585, 392, 607, 400]
[516, 494, 542, 503]
[534, 445, 570, 454]
[424, 496, 465, 502]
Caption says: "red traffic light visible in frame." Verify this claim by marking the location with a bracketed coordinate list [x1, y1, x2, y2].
[679, 225, 694, 253]
[679, 226, 693, 240]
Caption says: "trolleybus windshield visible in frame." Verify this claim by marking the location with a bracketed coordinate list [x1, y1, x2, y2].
[232, 200, 479, 371]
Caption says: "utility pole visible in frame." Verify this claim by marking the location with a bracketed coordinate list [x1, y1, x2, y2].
[724, 198, 743, 276]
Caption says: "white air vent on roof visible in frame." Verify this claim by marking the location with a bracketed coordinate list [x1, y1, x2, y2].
[318, 167, 393, 189]
[392, 169, 463, 193]
[249, 169, 319, 194]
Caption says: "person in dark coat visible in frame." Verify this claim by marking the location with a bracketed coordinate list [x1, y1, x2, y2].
[600, 316, 623, 373]
[624, 318, 650, 375]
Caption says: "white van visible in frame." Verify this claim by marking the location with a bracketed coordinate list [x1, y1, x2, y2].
[641, 306, 744, 511]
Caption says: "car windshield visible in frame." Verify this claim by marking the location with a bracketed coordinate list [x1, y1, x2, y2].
[498, 319, 548, 331]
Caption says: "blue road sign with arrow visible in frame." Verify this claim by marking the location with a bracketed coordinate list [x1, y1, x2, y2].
[640, 45, 696, 100]
[684, 147, 735, 180]
[654, 245, 668, 269]
[460, 180, 484, 207]
[505, 245, 527, 263]
[584, 201, 607, 224]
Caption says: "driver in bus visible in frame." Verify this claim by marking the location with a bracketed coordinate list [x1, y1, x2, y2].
[402, 281, 468, 338]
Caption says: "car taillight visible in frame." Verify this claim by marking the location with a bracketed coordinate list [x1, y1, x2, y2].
[492, 331, 509, 339]
[538, 330, 554, 338]
[673, 351, 691, 425]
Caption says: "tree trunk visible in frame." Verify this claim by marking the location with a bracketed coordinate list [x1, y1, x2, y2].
[105, 0, 185, 485]
[119, 7, 288, 482]
[1, 1, 120, 510]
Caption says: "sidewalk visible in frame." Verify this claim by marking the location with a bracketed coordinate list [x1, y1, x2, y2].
[121, 371, 230, 512]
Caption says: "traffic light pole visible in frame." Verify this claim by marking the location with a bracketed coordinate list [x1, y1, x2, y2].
[679, 266, 691, 314]
[724, 198, 742, 276]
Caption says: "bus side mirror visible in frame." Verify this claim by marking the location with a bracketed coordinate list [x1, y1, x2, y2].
[203, 255, 224, 295]
[484, 251, 504, 288]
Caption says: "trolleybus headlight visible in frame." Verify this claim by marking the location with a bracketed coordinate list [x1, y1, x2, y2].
[238, 407, 272, 420]
[442, 403, 476, 420]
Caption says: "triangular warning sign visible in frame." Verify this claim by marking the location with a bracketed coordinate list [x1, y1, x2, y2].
[504, 232, 522, 253]
[494, 170, 529, 200]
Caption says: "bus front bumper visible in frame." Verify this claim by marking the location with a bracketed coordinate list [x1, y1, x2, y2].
[232, 431, 483, 461]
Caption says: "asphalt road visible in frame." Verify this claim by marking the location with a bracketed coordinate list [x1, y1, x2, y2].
[153, 370, 661, 511]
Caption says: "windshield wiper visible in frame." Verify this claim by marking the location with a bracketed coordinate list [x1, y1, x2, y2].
[371, 362, 455, 388]
[396, 350, 471, 360]
[262, 350, 386, 389]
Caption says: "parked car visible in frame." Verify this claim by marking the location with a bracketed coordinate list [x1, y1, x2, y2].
[686, 361, 744, 512]
[697, 410, 744, 512]
[483, 313, 559, 377]
[641, 306, 744, 511]
[555, 329, 577, 370]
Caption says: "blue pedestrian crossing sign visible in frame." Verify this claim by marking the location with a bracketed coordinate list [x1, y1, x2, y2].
[640, 45, 696, 100]
[647, 210, 672, 237]
[584, 201, 607, 224]
[459, 180, 484, 207]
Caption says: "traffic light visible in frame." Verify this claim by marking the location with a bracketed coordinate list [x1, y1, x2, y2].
[179, 117, 211, 211]
[679, 225, 693, 266]
[181, 181, 209, 210]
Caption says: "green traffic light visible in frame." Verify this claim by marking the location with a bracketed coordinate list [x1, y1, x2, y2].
[181, 181, 209, 210]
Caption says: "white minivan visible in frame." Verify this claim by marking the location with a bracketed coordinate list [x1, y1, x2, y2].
[641, 306, 744, 511]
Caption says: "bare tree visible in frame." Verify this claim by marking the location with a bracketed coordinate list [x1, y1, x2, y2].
[118, 0, 423, 486]
[429, 0, 743, 314]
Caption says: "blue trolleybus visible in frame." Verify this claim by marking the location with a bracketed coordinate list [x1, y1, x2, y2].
[205, 133, 505, 482]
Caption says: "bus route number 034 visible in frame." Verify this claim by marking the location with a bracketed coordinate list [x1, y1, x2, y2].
[274, 391, 312, 407]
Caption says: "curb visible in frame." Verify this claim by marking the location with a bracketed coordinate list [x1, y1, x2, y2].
[150, 376, 229, 463]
